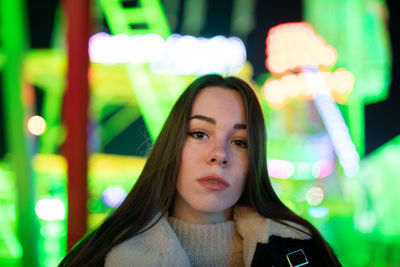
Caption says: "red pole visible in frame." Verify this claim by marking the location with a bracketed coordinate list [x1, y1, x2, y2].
[64, 0, 90, 250]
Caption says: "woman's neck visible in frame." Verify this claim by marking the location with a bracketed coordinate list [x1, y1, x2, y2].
[172, 202, 233, 223]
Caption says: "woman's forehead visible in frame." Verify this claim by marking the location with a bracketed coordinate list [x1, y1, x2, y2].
[190, 86, 246, 125]
[192, 86, 243, 108]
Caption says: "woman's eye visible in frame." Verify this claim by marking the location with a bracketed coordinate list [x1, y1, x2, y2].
[232, 139, 248, 148]
[188, 131, 207, 139]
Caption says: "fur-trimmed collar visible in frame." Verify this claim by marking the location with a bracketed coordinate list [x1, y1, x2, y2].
[233, 205, 311, 266]
[105, 205, 311, 267]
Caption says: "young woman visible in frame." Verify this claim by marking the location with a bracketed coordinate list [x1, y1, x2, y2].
[60, 74, 341, 266]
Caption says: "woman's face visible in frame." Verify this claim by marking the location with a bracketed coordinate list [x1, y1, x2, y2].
[173, 86, 249, 223]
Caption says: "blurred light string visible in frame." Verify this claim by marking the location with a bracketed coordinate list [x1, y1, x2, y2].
[262, 68, 354, 107]
[303, 67, 360, 176]
[89, 32, 246, 75]
[267, 157, 334, 180]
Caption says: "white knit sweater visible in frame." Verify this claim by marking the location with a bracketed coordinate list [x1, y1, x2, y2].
[104, 205, 311, 267]
[167, 217, 244, 266]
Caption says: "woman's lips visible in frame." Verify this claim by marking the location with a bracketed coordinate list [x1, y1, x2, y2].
[197, 176, 230, 191]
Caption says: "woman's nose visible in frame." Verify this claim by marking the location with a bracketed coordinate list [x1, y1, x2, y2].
[208, 142, 229, 167]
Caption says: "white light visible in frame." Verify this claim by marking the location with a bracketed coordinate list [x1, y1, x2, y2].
[172, 35, 202, 74]
[306, 187, 324, 206]
[89, 32, 246, 75]
[101, 186, 127, 208]
[35, 198, 65, 221]
[27, 115, 46, 136]
[303, 69, 360, 176]
[89, 33, 165, 64]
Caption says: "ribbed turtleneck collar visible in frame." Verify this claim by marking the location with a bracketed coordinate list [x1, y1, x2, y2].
[167, 216, 244, 267]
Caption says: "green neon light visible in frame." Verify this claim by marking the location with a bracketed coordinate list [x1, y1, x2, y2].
[354, 135, 400, 239]
[1, 0, 40, 265]
[0, 49, 5, 70]
[99, 0, 189, 139]
[304, 0, 391, 158]
[125, 64, 189, 139]
[100, 0, 171, 38]
[28, 153, 146, 264]
[25, 52, 148, 152]
[100, 103, 141, 146]
[304, 0, 391, 103]
[124, 64, 166, 139]
[25, 50, 66, 154]
[0, 164, 22, 262]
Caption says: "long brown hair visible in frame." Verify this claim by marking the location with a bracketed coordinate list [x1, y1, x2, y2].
[59, 74, 340, 266]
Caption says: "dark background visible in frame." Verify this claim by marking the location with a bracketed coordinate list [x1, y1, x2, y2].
[0, 0, 398, 157]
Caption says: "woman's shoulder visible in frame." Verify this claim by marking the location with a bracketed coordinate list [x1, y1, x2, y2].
[104, 235, 160, 267]
[104, 215, 191, 267]
[233, 205, 311, 242]
[233, 205, 337, 266]
[233, 205, 319, 266]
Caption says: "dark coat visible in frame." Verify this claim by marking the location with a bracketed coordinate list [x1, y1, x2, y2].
[252, 235, 336, 266]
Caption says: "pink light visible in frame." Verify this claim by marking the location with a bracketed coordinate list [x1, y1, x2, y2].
[316, 159, 335, 178]
[267, 158, 294, 179]
[268, 157, 334, 180]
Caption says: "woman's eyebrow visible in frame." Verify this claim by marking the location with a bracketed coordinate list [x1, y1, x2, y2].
[189, 115, 247, 129]
[189, 115, 216, 124]
[233, 123, 246, 130]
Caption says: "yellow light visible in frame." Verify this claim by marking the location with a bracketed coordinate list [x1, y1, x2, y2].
[334, 68, 355, 93]
[27, 115, 46, 136]
[262, 69, 354, 108]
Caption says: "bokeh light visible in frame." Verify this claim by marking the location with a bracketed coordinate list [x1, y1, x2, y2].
[306, 187, 324, 206]
[308, 206, 329, 218]
[262, 68, 354, 108]
[101, 186, 127, 208]
[35, 198, 66, 221]
[266, 21, 337, 74]
[88, 32, 246, 75]
[27, 115, 47, 136]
